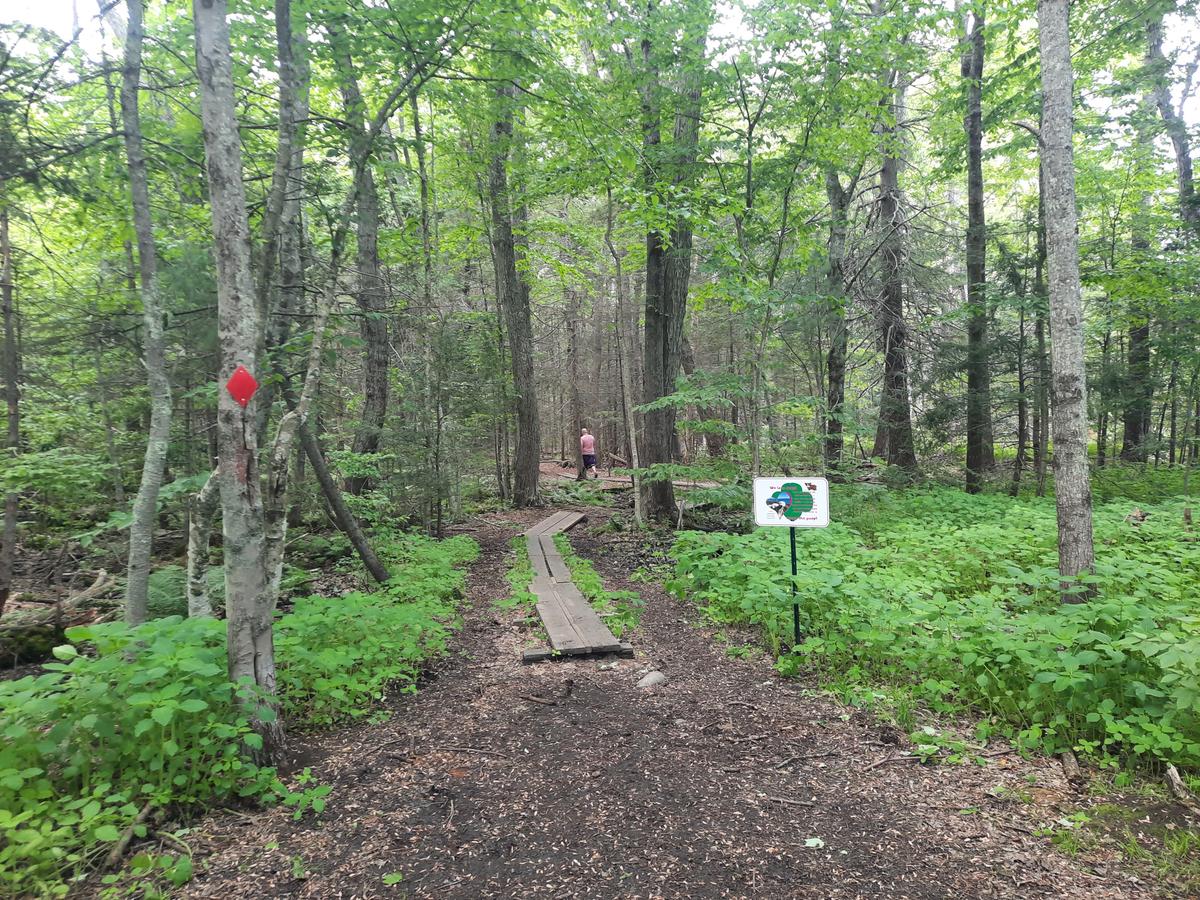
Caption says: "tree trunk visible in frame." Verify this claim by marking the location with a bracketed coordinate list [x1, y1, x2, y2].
[120, 0, 172, 625]
[640, 3, 709, 521]
[0, 203, 18, 620]
[1033, 163, 1051, 496]
[488, 84, 539, 507]
[192, 0, 281, 755]
[1147, 13, 1198, 232]
[295, 416, 391, 583]
[963, 3, 991, 492]
[1012, 305, 1028, 496]
[875, 72, 918, 471]
[330, 28, 388, 492]
[824, 168, 851, 473]
[186, 471, 219, 618]
[640, 22, 670, 513]
[1121, 313, 1152, 462]
[568, 291, 586, 480]
[606, 189, 644, 525]
[1038, 0, 1095, 595]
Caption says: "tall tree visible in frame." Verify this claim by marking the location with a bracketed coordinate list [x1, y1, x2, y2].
[488, 83, 539, 507]
[640, 0, 711, 522]
[120, 0, 172, 624]
[1038, 0, 1095, 594]
[1146, 9, 1197, 232]
[0, 201, 17, 620]
[192, 0, 281, 751]
[823, 168, 854, 473]
[962, 0, 991, 491]
[873, 67, 918, 471]
[329, 25, 388, 492]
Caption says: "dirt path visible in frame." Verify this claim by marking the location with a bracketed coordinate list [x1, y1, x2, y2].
[180, 512, 1149, 899]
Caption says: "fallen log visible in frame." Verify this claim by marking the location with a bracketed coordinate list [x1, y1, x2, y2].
[0, 570, 115, 666]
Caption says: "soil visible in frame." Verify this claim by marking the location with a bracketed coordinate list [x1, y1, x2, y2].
[169, 508, 1157, 899]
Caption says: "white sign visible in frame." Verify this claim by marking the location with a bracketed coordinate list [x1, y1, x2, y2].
[753, 476, 830, 528]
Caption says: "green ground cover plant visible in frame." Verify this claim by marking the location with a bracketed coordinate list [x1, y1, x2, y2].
[498, 536, 537, 610]
[668, 484, 1200, 770]
[0, 533, 476, 896]
[553, 534, 643, 637]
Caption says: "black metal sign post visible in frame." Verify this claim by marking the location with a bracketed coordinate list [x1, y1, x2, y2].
[790, 526, 800, 648]
[753, 476, 830, 653]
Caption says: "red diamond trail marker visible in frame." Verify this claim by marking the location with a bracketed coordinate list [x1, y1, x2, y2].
[225, 365, 259, 408]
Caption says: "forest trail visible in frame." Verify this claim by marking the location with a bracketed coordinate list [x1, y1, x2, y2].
[179, 511, 1147, 899]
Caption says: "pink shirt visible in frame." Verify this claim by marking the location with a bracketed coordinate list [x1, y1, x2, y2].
[580, 434, 595, 454]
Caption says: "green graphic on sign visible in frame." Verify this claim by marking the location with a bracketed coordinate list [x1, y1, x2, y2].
[780, 482, 813, 520]
[764, 482, 815, 521]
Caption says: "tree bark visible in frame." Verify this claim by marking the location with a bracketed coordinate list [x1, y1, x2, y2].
[120, 0, 172, 625]
[874, 72, 918, 471]
[0, 203, 18, 620]
[488, 83, 540, 507]
[1147, 13, 1198, 231]
[1033, 161, 1051, 496]
[330, 27, 388, 492]
[824, 168, 852, 473]
[186, 471, 219, 618]
[568, 290, 586, 480]
[1038, 0, 1096, 595]
[192, 0, 281, 755]
[963, 3, 992, 491]
[640, 0, 709, 521]
[606, 189, 645, 526]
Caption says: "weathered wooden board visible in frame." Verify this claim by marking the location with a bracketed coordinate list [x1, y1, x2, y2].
[530, 576, 586, 650]
[553, 583, 622, 653]
[539, 535, 573, 582]
[526, 509, 572, 537]
[520, 510, 626, 662]
[527, 533, 551, 578]
[550, 511, 587, 534]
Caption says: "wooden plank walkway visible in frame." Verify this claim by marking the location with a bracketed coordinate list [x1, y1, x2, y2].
[520, 511, 632, 663]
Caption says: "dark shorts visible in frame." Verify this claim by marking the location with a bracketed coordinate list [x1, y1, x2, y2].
[583, 454, 597, 468]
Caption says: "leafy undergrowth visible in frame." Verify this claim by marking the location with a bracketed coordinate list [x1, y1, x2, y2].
[0, 532, 476, 897]
[669, 485, 1200, 771]
[554, 533, 643, 637]
[497, 536, 537, 611]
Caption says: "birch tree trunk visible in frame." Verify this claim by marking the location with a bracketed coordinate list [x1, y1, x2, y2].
[192, 0, 281, 754]
[488, 83, 539, 507]
[121, 0, 172, 625]
[186, 471, 219, 618]
[1038, 0, 1096, 594]
[1147, 13, 1198, 232]
[963, 2, 992, 491]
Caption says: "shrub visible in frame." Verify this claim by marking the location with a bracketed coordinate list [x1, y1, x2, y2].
[0, 616, 271, 897]
[275, 588, 458, 729]
[669, 488, 1200, 769]
[0, 532, 478, 896]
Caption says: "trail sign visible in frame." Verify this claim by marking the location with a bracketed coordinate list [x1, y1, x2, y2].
[753, 476, 829, 528]
[752, 476, 830, 651]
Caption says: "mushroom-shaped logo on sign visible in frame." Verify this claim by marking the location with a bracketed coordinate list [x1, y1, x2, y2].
[764, 482, 814, 521]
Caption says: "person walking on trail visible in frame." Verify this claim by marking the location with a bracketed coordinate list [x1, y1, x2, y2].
[580, 428, 598, 480]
